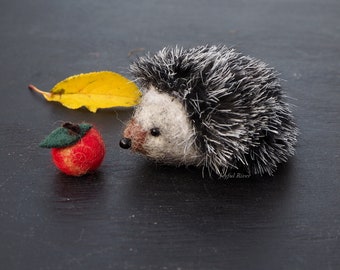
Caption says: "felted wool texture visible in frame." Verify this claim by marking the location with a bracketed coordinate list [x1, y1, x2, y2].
[129, 87, 200, 165]
[123, 119, 147, 153]
[40, 123, 92, 148]
[128, 45, 298, 177]
[52, 128, 105, 176]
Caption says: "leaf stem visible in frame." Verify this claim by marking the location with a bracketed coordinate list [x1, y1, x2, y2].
[28, 84, 51, 97]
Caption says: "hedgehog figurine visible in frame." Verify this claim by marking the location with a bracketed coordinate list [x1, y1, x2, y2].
[119, 45, 298, 177]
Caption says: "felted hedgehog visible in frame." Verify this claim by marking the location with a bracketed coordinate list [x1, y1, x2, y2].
[119, 45, 298, 177]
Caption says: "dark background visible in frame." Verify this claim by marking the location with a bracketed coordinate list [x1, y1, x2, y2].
[1, 0, 339, 269]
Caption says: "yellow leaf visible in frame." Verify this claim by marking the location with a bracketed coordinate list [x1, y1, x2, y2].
[29, 71, 141, 112]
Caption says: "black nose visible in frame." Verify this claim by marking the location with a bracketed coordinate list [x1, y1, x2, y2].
[119, 137, 131, 149]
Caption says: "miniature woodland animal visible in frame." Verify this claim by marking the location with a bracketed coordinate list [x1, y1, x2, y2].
[120, 45, 298, 177]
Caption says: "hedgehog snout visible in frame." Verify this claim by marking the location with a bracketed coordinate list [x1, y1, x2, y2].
[120, 118, 147, 153]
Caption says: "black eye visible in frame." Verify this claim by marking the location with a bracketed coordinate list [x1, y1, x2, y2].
[150, 128, 160, 137]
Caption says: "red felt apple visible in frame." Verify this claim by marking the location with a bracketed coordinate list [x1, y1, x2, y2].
[40, 122, 105, 176]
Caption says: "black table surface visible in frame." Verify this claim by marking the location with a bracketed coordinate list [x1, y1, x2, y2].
[1, 0, 339, 269]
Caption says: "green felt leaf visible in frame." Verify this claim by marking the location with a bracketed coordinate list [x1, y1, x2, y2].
[39, 123, 92, 148]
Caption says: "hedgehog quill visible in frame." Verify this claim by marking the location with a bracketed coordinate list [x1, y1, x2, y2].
[120, 45, 298, 178]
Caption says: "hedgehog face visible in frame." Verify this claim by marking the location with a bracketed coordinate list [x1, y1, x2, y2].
[120, 87, 201, 165]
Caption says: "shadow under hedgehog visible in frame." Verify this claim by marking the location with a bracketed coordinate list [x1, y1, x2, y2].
[120, 45, 298, 178]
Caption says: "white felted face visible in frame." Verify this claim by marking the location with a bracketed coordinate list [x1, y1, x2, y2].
[133, 87, 201, 165]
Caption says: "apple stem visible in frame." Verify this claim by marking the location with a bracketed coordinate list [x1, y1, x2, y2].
[63, 122, 81, 135]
